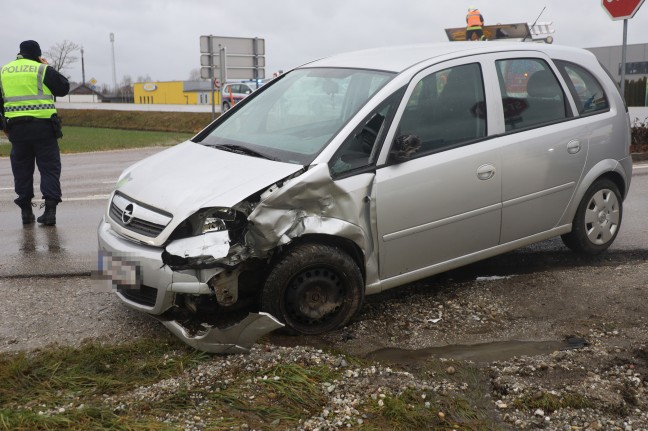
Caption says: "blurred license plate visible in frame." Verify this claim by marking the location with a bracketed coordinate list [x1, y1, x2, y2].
[97, 251, 141, 288]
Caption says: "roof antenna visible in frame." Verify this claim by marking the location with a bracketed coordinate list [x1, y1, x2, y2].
[522, 6, 546, 42]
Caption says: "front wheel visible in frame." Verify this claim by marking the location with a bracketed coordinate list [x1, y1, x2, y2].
[561, 178, 622, 255]
[261, 243, 364, 335]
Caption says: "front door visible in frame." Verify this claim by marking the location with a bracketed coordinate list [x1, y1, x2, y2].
[375, 60, 502, 281]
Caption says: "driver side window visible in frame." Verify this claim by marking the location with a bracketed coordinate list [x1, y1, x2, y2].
[329, 93, 400, 177]
[391, 63, 487, 161]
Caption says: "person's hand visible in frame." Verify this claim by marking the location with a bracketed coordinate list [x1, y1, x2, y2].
[38, 57, 49, 65]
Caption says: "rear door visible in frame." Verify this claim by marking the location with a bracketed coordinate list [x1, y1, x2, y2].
[374, 57, 503, 280]
[491, 53, 589, 243]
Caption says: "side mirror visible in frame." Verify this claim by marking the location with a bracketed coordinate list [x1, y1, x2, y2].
[390, 134, 421, 162]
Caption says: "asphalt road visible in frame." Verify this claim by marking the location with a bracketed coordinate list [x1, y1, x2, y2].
[0, 147, 646, 279]
[0, 148, 163, 277]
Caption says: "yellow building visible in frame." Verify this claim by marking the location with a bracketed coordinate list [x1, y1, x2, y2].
[133, 81, 221, 105]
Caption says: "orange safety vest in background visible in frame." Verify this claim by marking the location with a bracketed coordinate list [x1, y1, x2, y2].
[466, 10, 483, 28]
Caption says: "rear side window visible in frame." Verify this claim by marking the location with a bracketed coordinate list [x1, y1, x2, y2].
[394, 62, 487, 157]
[496, 58, 568, 131]
[555, 60, 609, 115]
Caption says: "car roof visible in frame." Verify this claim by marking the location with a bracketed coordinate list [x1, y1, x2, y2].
[301, 42, 595, 73]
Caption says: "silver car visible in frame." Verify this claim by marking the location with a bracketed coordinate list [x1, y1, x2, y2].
[97, 42, 632, 353]
[220, 82, 256, 112]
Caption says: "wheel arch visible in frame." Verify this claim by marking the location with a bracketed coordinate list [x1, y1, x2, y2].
[270, 234, 367, 283]
[560, 159, 629, 226]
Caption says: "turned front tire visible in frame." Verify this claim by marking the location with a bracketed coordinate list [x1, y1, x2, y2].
[561, 178, 623, 255]
[261, 243, 364, 335]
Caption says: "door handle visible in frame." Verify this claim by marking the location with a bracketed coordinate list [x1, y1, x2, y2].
[477, 164, 496, 180]
[567, 139, 582, 154]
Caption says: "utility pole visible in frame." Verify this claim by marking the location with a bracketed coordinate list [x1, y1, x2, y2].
[110, 33, 117, 93]
[81, 46, 86, 84]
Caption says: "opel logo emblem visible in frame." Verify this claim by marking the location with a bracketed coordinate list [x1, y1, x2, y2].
[122, 203, 134, 225]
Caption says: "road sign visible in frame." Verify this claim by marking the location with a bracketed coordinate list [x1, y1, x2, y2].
[200, 35, 265, 81]
[201, 54, 266, 68]
[602, 0, 645, 20]
[200, 36, 265, 56]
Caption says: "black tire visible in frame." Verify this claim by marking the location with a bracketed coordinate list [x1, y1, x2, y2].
[261, 243, 364, 335]
[222, 101, 231, 112]
[561, 178, 622, 255]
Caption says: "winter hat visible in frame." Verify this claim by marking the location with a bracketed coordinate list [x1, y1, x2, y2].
[19, 40, 42, 60]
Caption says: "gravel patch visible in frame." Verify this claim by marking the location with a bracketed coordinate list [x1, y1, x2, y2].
[2, 256, 647, 430]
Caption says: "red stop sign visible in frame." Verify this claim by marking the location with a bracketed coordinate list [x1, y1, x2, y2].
[602, 0, 645, 20]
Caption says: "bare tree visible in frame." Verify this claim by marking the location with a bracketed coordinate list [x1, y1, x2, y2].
[136, 74, 152, 83]
[120, 75, 133, 87]
[188, 68, 204, 81]
[43, 40, 80, 73]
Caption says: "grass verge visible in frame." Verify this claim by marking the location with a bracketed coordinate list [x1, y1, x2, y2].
[0, 126, 192, 157]
[0, 340, 508, 431]
[0, 339, 207, 431]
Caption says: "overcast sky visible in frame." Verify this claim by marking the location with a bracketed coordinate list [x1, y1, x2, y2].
[3, 0, 647, 89]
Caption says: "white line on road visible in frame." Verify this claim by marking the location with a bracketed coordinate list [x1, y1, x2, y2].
[64, 195, 111, 202]
[634, 164, 648, 170]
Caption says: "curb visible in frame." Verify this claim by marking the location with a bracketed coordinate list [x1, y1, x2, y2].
[631, 153, 648, 162]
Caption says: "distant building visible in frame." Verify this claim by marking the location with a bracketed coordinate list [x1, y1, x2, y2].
[57, 83, 105, 103]
[133, 81, 220, 105]
[586, 43, 648, 83]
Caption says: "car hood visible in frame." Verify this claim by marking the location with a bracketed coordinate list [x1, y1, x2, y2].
[115, 141, 304, 213]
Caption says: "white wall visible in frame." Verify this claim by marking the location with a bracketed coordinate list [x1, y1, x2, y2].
[54, 102, 646, 119]
[58, 94, 101, 103]
[54, 102, 217, 113]
[629, 107, 648, 122]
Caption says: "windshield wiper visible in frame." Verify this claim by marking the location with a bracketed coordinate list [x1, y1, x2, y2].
[212, 144, 278, 161]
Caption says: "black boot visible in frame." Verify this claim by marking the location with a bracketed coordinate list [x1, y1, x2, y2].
[37, 200, 58, 226]
[18, 201, 36, 225]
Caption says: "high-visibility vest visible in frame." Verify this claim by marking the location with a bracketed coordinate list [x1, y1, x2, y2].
[466, 10, 483, 29]
[0, 58, 57, 119]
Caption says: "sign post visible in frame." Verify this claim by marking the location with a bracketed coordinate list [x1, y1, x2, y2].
[601, 0, 646, 99]
[200, 36, 266, 118]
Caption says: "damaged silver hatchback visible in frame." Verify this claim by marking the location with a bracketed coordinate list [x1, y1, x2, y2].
[97, 42, 632, 353]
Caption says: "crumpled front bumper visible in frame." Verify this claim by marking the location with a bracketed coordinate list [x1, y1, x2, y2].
[158, 313, 284, 354]
[97, 219, 284, 353]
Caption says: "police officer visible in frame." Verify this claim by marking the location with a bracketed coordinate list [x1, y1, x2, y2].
[0, 40, 69, 226]
[466, 7, 485, 41]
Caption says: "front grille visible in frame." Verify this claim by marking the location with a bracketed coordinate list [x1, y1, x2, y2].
[110, 202, 166, 237]
[117, 285, 157, 307]
[108, 192, 172, 238]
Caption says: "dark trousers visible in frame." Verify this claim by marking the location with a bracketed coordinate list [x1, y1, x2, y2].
[8, 121, 62, 205]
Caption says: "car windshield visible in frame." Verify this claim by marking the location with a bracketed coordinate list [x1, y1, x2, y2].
[199, 68, 394, 164]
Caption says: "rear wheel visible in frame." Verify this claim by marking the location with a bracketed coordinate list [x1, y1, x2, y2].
[561, 178, 622, 255]
[261, 243, 364, 335]
[222, 101, 231, 112]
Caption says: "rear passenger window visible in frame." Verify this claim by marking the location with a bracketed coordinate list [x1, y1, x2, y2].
[555, 60, 609, 115]
[496, 58, 568, 131]
[394, 63, 486, 158]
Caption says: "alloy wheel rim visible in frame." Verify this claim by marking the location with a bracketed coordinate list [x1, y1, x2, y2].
[584, 188, 620, 245]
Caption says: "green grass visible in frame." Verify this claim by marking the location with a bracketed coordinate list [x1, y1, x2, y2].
[0, 126, 192, 157]
[0, 339, 207, 431]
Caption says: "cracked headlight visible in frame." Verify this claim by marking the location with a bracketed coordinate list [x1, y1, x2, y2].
[203, 217, 227, 233]
[169, 207, 248, 242]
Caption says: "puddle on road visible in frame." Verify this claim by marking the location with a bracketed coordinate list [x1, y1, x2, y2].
[365, 337, 587, 364]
